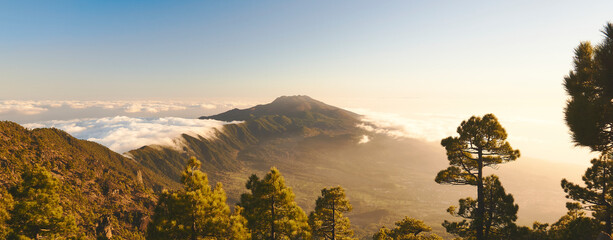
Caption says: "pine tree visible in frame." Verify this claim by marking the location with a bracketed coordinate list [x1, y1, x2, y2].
[443, 175, 518, 239]
[372, 217, 442, 240]
[147, 157, 250, 240]
[147, 190, 190, 240]
[435, 114, 519, 240]
[8, 165, 78, 239]
[563, 23, 613, 234]
[308, 186, 354, 240]
[0, 187, 13, 238]
[561, 152, 613, 234]
[239, 167, 310, 240]
[548, 203, 601, 240]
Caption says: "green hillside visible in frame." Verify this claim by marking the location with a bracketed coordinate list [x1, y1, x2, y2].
[0, 121, 177, 239]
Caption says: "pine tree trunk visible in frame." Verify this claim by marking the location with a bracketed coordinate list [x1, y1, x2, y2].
[271, 194, 275, 240]
[332, 200, 335, 240]
[476, 149, 484, 240]
[192, 207, 197, 240]
[607, 209, 612, 235]
[484, 189, 493, 240]
[605, 154, 612, 235]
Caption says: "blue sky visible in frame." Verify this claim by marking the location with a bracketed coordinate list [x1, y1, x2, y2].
[1, 1, 613, 164]
[2, 1, 611, 100]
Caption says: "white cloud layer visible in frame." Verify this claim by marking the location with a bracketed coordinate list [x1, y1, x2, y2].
[0, 100, 49, 115]
[24, 116, 238, 153]
[351, 108, 462, 142]
[0, 100, 255, 115]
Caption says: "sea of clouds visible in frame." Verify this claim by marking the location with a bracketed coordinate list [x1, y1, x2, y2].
[24, 116, 238, 153]
[350, 108, 462, 142]
[0, 100, 253, 117]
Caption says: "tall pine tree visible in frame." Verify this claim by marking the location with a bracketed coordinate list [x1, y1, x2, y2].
[435, 114, 519, 240]
[239, 167, 310, 240]
[308, 186, 355, 240]
[147, 157, 250, 240]
[563, 22, 613, 235]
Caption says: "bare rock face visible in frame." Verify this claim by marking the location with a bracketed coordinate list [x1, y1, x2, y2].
[597, 232, 612, 240]
[96, 216, 113, 240]
[136, 170, 143, 185]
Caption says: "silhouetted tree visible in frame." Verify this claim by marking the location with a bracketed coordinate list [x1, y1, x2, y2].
[443, 175, 518, 239]
[435, 114, 520, 240]
[564, 23, 613, 152]
[547, 202, 602, 240]
[563, 23, 613, 235]
[147, 157, 249, 240]
[561, 153, 613, 235]
[239, 167, 310, 240]
[373, 217, 442, 240]
[309, 186, 355, 239]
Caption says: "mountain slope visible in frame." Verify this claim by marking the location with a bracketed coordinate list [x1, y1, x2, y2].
[0, 121, 177, 239]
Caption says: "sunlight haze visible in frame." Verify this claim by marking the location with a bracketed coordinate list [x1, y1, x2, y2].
[2, 1, 610, 165]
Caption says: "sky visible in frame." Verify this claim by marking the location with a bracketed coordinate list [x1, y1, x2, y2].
[1, 1, 612, 164]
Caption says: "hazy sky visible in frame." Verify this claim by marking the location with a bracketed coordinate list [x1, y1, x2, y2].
[1, 1, 612, 164]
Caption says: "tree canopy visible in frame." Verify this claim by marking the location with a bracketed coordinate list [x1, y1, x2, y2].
[373, 217, 442, 240]
[309, 186, 355, 240]
[8, 165, 79, 239]
[564, 23, 613, 152]
[239, 167, 310, 240]
[147, 157, 250, 240]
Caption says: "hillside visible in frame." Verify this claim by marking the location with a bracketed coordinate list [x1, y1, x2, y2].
[0, 121, 177, 239]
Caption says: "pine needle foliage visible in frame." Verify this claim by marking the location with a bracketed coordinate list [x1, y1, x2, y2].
[239, 167, 311, 240]
[435, 114, 519, 240]
[147, 157, 249, 240]
[373, 217, 442, 240]
[308, 186, 355, 240]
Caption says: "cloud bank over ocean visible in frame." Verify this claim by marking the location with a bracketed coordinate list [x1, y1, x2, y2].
[24, 116, 238, 153]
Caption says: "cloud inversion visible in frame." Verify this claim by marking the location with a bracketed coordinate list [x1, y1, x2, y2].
[24, 116, 239, 153]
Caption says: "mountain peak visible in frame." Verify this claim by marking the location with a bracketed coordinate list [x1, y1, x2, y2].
[270, 95, 316, 104]
[200, 95, 359, 122]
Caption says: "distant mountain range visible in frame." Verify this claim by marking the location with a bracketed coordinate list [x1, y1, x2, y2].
[0, 95, 586, 239]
